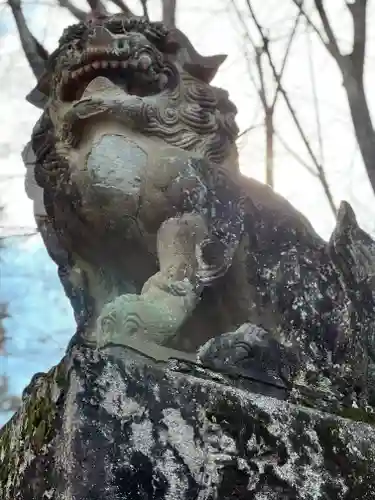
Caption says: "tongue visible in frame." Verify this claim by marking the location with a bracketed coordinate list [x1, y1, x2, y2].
[81, 76, 125, 99]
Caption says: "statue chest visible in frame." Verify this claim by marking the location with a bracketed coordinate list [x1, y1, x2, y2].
[67, 121, 208, 234]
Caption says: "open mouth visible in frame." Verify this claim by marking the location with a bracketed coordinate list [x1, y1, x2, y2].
[60, 52, 168, 102]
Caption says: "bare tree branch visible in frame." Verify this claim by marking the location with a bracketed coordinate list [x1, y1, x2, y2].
[290, 0, 337, 58]
[139, 0, 149, 20]
[7, 0, 48, 79]
[0, 231, 38, 240]
[347, 0, 367, 77]
[237, 122, 263, 139]
[245, 0, 337, 216]
[232, 0, 319, 191]
[162, 0, 177, 29]
[234, 3, 300, 111]
[292, 1, 365, 74]
[58, 0, 87, 21]
[229, 1, 267, 109]
[275, 131, 318, 177]
[254, 48, 267, 109]
[264, 111, 274, 187]
[86, 0, 108, 17]
[108, 0, 134, 16]
[0, 304, 8, 356]
[270, 9, 302, 112]
[230, 0, 274, 186]
[313, 0, 343, 61]
[254, 47, 274, 187]
[305, 20, 324, 164]
[292, 0, 375, 198]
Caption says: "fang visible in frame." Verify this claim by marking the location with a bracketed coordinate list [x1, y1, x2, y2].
[138, 54, 152, 70]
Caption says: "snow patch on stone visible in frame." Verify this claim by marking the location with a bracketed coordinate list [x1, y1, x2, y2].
[131, 417, 155, 457]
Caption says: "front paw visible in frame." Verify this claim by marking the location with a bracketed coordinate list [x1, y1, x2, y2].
[97, 294, 142, 346]
[96, 282, 197, 348]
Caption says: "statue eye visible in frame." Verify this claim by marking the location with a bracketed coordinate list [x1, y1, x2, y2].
[163, 64, 179, 90]
[124, 316, 141, 336]
[100, 317, 115, 335]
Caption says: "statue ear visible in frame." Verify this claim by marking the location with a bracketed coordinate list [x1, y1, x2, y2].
[165, 28, 227, 83]
[26, 88, 48, 109]
[184, 54, 227, 84]
[26, 71, 51, 109]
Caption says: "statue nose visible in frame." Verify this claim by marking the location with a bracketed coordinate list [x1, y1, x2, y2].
[89, 26, 130, 52]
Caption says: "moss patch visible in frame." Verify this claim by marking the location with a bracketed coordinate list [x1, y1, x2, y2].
[0, 357, 68, 499]
[339, 406, 375, 425]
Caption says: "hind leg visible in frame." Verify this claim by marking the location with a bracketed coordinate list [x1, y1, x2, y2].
[197, 322, 301, 398]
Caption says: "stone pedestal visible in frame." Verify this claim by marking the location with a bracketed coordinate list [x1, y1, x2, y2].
[1, 343, 375, 499]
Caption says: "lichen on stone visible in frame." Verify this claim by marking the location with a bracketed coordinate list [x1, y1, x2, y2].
[0, 358, 68, 499]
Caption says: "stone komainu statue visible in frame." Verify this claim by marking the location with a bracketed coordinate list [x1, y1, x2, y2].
[2, 13, 375, 500]
[24, 15, 245, 349]
[21, 13, 375, 408]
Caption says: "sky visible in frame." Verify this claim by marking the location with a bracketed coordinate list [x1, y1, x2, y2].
[1, 0, 375, 422]
[0, 237, 74, 424]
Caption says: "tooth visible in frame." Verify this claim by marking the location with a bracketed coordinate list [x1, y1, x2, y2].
[101, 61, 109, 68]
[84, 64, 92, 72]
[92, 61, 101, 69]
[62, 69, 70, 82]
[138, 54, 152, 70]
[77, 67, 85, 75]
[110, 61, 119, 68]
[159, 74, 168, 89]
[120, 61, 128, 69]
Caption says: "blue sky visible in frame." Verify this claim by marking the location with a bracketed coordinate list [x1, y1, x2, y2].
[0, 1, 77, 426]
[0, 2, 39, 36]
[0, 236, 74, 425]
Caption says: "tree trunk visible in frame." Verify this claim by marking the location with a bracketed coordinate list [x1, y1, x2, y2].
[265, 110, 274, 188]
[162, 0, 177, 29]
[343, 69, 375, 194]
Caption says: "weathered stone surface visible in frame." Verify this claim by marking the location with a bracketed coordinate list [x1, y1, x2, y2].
[5, 12, 375, 499]
[1, 343, 375, 500]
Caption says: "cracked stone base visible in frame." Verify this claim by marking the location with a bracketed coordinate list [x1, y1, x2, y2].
[1, 344, 375, 499]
